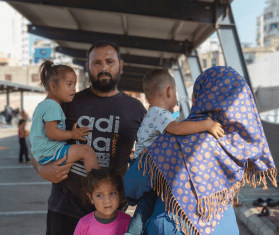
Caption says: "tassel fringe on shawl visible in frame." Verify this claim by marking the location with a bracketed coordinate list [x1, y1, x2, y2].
[138, 150, 277, 235]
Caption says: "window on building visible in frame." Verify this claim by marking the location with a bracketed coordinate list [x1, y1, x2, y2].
[212, 51, 218, 58]
[265, 12, 273, 20]
[202, 59, 207, 68]
[270, 23, 278, 30]
[31, 74, 39, 82]
[211, 59, 217, 67]
[5, 74, 12, 81]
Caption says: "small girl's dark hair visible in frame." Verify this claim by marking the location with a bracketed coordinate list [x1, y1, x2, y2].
[39, 60, 75, 91]
[82, 167, 124, 206]
[18, 119, 26, 127]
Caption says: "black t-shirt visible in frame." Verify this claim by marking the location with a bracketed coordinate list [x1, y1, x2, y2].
[48, 88, 146, 218]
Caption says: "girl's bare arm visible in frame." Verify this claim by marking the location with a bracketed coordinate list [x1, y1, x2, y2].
[45, 121, 89, 141]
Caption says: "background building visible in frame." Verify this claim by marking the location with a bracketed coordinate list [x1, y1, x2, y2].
[10, 7, 30, 66]
[257, 0, 279, 47]
[32, 39, 73, 65]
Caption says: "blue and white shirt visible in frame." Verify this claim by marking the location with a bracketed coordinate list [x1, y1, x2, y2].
[133, 106, 175, 159]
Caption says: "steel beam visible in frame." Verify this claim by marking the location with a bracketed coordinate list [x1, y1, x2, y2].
[60, 48, 174, 68]
[172, 63, 190, 119]
[122, 66, 150, 75]
[187, 50, 202, 82]
[28, 25, 188, 54]
[6, 0, 216, 24]
[118, 81, 143, 93]
[73, 59, 150, 75]
[216, 4, 252, 88]
[20, 91, 24, 112]
[6, 89, 10, 106]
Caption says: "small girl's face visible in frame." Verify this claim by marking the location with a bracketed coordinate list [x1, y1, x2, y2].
[87, 180, 120, 219]
[52, 71, 77, 104]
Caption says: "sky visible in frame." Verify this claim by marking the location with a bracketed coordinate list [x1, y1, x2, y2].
[230, 0, 266, 45]
[0, 0, 268, 57]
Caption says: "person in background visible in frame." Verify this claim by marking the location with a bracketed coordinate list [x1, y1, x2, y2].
[21, 110, 27, 121]
[18, 119, 30, 163]
[74, 168, 131, 235]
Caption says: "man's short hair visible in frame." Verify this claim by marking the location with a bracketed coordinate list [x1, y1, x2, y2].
[87, 40, 121, 61]
[143, 69, 176, 100]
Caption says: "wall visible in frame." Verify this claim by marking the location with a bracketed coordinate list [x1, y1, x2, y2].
[0, 64, 86, 117]
[248, 50, 279, 88]
[262, 120, 279, 170]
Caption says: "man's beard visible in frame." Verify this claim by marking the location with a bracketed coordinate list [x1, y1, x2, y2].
[89, 70, 121, 92]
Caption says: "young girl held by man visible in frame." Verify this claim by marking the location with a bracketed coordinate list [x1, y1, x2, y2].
[74, 168, 131, 234]
[29, 60, 99, 172]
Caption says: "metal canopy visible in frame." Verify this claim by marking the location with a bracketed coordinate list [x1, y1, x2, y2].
[0, 80, 45, 94]
[5, 0, 233, 92]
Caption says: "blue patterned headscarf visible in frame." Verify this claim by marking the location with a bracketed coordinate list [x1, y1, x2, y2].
[139, 66, 277, 235]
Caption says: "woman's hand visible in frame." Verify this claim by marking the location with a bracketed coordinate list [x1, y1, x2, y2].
[205, 117, 224, 140]
[31, 155, 74, 183]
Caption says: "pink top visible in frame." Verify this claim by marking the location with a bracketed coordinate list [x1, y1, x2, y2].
[74, 211, 131, 235]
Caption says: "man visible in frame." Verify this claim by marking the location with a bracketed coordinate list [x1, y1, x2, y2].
[31, 40, 146, 235]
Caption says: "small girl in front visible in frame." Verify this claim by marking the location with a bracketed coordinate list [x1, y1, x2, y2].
[74, 168, 131, 235]
[29, 60, 99, 172]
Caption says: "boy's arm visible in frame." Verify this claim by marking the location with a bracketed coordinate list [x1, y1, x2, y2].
[31, 154, 73, 183]
[165, 117, 224, 140]
[45, 121, 89, 141]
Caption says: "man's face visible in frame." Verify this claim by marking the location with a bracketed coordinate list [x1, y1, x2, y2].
[87, 45, 123, 92]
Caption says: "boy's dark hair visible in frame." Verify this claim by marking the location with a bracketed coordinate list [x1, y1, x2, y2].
[39, 60, 75, 91]
[82, 167, 124, 206]
[87, 40, 121, 62]
[143, 69, 176, 100]
[18, 119, 25, 127]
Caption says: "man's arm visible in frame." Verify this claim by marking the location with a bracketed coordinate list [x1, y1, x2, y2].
[31, 155, 73, 183]
[165, 117, 224, 140]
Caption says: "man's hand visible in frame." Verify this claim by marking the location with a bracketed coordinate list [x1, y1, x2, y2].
[71, 122, 90, 141]
[32, 155, 74, 183]
[205, 117, 224, 140]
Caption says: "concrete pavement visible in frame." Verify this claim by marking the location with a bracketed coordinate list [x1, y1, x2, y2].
[0, 123, 50, 235]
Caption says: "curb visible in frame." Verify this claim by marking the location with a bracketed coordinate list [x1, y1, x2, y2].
[234, 203, 277, 235]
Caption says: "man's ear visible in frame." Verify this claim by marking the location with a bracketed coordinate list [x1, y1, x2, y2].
[119, 59, 124, 74]
[85, 62, 89, 72]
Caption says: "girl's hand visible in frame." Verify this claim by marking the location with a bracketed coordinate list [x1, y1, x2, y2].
[71, 122, 90, 141]
[205, 117, 224, 140]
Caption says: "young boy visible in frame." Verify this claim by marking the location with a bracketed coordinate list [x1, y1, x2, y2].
[132, 69, 224, 160]
[126, 69, 224, 235]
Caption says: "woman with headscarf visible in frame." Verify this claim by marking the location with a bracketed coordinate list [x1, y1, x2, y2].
[123, 66, 277, 235]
